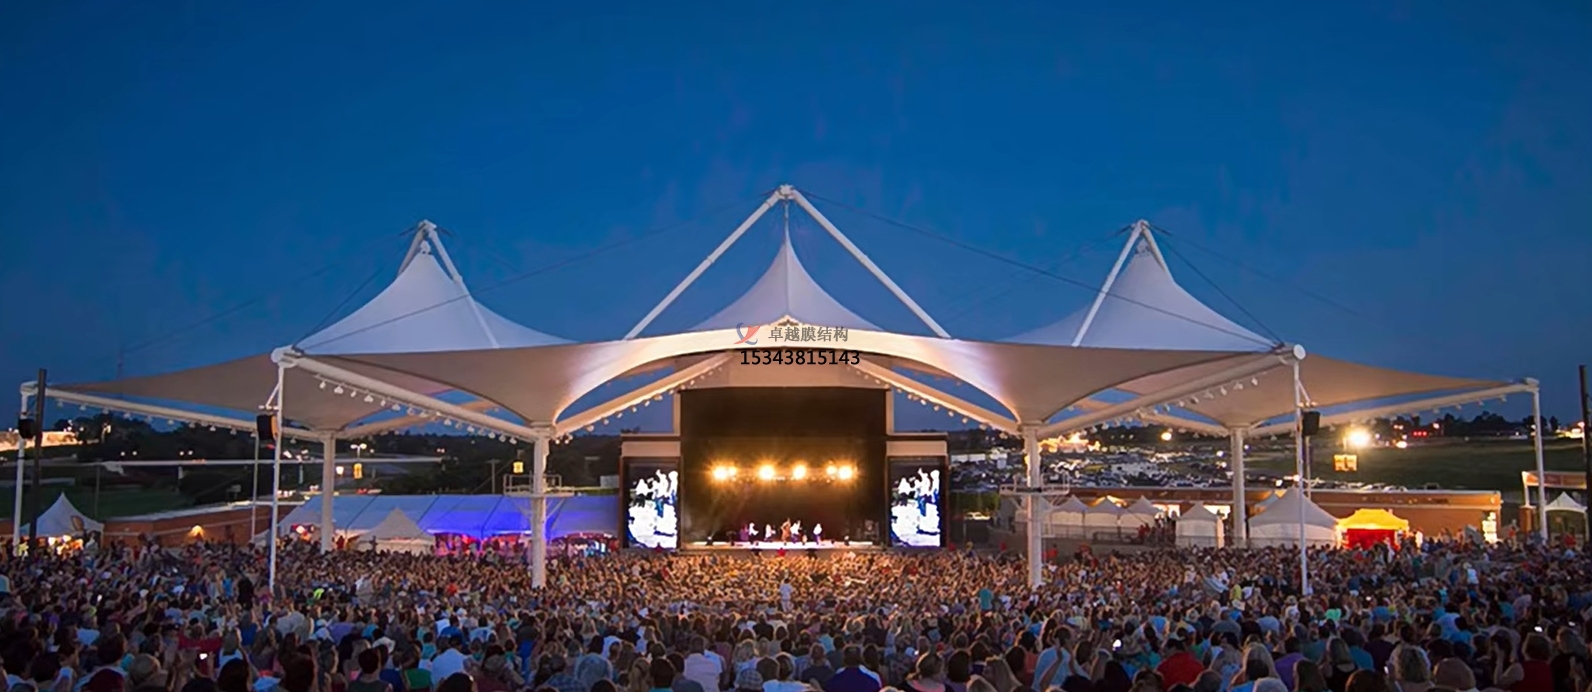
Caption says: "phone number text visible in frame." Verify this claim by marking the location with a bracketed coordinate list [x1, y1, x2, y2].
[739, 349, 862, 366]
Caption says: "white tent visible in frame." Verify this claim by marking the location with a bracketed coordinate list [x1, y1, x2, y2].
[1083, 497, 1124, 530]
[1121, 497, 1161, 528]
[23, 495, 104, 537]
[1248, 489, 1339, 548]
[1545, 493, 1587, 514]
[354, 509, 432, 554]
[693, 233, 880, 333]
[1176, 502, 1224, 548]
[1047, 496, 1088, 539]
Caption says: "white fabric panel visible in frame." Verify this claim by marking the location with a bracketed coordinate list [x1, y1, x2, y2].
[1117, 355, 1503, 429]
[694, 236, 879, 332]
[1008, 240, 1271, 351]
[299, 246, 566, 355]
[1083, 499, 1123, 528]
[1046, 496, 1088, 539]
[359, 509, 430, 540]
[1546, 493, 1587, 513]
[24, 495, 105, 535]
[331, 327, 1257, 424]
[1120, 497, 1159, 528]
[1175, 502, 1223, 548]
[1249, 489, 1338, 552]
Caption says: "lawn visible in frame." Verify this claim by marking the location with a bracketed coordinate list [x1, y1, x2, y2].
[1245, 438, 1586, 496]
[0, 486, 194, 521]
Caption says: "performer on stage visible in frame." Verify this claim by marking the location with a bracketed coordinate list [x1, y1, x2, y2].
[780, 519, 792, 543]
[764, 524, 774, 541]
[792, 520, 804, 543]
[814, 523, 823, 544]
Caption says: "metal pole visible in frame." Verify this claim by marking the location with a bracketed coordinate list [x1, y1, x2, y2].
[27, 370, 46, 546]
[1230, 429, 1246, 547]
[1293, 360, 1309, 595]
[320, 436, 335, 551]
[94, 466, 101, 517]
[1532, 386, 1550, 542]
[249, 432, 261, 540]
[1580, 366, 1591, 538]
[268, 363, 285, 589]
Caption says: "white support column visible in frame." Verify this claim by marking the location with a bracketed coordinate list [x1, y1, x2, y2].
[1022, 424, 1043, 588]
[1292, 360, 1310, 594]
[530, 429, 551, 588]
[321, 435, 336, 551]
[1530, 384, 1549, 542]
[11, 391, 29, 549]
[268, 362, 286, 589]
[1230, 428, 1247, 547]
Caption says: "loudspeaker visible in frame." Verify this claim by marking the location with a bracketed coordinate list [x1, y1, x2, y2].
[1301, 410, 1321, 437]
[16, 418, 36, 440]
[255, 413, 277, 442]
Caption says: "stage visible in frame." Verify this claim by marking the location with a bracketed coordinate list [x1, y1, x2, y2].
[683, 540, 879, 552]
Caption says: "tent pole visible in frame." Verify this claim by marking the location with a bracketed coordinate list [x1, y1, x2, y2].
[787, 187, 950, 338]
[1072, 221, 1144, 346]
[624, 189, 785, 339]
[249, 432, 261, 540]
[531, 428, 551, 588]
[1531, 383, 1549, 542]
[1293, 360, 1309, 594]
[321, 435, 336, 552]
[11, 390, 28, 550]
[1230, 428, 1246, 547]
[1022, 424, 1043, 588]
[268, 361, 285, 590]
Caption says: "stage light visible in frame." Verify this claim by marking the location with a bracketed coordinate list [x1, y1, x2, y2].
[791, 464, 808, 480]
[824, 465, 838, 477]
[837, 465, 856, 481]
[757, 464, 776, 481]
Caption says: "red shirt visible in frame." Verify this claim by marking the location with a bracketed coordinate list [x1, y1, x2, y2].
[1156, 652, 1203, 687]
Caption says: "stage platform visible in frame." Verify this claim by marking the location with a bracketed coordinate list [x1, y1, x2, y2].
[683, 540, 880, 552]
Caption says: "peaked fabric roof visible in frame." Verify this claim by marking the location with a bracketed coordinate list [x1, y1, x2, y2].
[694, 234, 878, 332]
[62, 229, 565, 432]
[25, 494, 104, 535]
[1178, 501, 1221, 523]
[1008, 232, 1273, 351]
[361, 508, 429, 540]
[299, 239, 567, 355]
[1338, 508, 1411, 531]
[1052, 496, 1089, 513]
[1125, 496, 1160, 516]
[1546, 493, 1587, 513]
[1249, 489, 1339, 528]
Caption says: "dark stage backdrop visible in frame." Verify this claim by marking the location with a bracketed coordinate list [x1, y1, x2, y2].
[678, 387, 886, 543]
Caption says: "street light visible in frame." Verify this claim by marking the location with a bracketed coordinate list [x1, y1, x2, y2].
[1160, 430, 1173, 442]
[1344, 428, 1373, 450]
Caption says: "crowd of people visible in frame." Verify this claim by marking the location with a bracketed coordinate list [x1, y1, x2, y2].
[1, 535, 1590, 692]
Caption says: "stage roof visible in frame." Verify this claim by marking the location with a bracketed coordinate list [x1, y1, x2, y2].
[693, 232, 879, 333]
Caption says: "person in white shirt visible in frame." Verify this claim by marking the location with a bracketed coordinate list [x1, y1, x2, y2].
[682, 637, 722, 692]
[429, 636, 469, 681]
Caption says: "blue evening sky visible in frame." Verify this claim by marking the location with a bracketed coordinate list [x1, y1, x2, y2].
[1, 2, 1588, 424]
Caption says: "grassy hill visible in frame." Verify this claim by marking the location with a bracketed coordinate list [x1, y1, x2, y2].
[1245, 438, 1585, 495]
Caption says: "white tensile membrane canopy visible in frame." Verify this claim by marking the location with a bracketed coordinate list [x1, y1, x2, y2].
[1247, 489, 1339, 547]
[1019, 222, 1526, 439]
[55, 223, 568, 434]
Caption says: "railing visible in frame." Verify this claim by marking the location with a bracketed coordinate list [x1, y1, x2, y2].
[502, 474, 563, 495]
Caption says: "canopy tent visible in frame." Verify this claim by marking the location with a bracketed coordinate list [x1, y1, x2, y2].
[1337, 508, 1410, 550]
[23, 495, 104, 537]
[1083, 497, 1124, 529]
[352, 509, 432, 554]
[1121, 496, 1161, 528]
[55, 224, 567, 434]
[1018, 223, 1523, 439]
[1175, 502, 1224, 548]
[275, 494, 619, 540]
[1248, 490, 1339, 547]
[1253, 490, 1284, 513]
[1047, 496, 1088, 539]
[1545, 493, 1587, 514]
